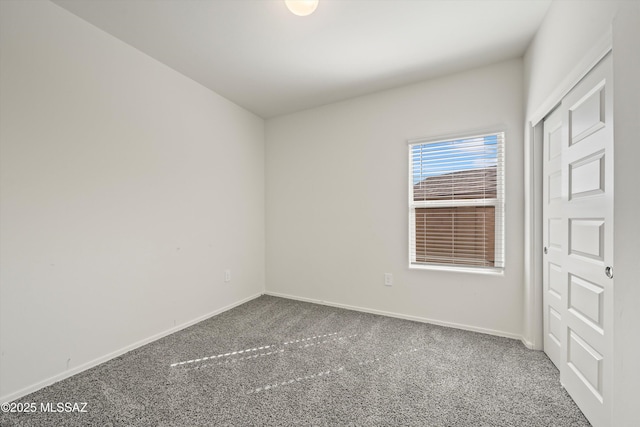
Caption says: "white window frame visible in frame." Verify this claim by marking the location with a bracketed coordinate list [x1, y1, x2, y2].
[408, 131, 505, 274]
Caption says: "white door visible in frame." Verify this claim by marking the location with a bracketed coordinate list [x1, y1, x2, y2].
[542, 53, 614, 427]
[542, 105, 564, 370]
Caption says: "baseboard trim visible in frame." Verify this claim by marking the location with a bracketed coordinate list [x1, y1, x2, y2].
[264, 291, 524, 343]
[1, 292, 262, 404]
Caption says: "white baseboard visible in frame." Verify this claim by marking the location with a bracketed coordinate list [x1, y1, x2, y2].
[1, 292, 262, 404]
[264, 291, 525, 343]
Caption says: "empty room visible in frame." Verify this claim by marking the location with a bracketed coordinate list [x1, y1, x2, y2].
[0, 0, 638, 426]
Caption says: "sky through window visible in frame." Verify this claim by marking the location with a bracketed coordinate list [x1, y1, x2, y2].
[412, 134, 498, 185]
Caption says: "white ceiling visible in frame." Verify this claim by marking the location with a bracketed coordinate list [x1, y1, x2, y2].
[52, 0, 552, 118]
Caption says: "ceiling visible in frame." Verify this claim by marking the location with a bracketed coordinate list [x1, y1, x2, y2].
[52, 0, 552, 118]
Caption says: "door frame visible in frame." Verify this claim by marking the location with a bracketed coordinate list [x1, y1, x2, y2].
[522, 32, 612, 350]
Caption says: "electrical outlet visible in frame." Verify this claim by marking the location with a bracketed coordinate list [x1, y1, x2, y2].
[384, 273, 393, 287]
[224, 269, 231, 283]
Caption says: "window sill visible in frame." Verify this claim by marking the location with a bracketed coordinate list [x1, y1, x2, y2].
[409, 263, 504, 276]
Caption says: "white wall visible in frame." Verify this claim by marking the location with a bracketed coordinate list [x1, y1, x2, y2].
[524, 0, 620, 118]
[0, 0, 265, 402]
[524, 1, 640, 425]
[266, 59, 524, 339]
[611, 3, 640, 425]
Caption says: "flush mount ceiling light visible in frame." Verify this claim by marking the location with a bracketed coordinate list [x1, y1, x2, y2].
[285, 0, 319, 17]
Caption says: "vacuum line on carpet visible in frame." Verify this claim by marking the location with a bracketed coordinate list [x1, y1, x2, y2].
[244, 347, 419, 395]
[170, 332, 355, 368]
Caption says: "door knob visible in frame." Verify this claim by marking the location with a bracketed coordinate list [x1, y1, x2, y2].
[605, 266, 613, 279]
[543, 247, 548, 254]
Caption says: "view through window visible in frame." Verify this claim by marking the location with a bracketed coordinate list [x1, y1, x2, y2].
[409, 132, 505, 270]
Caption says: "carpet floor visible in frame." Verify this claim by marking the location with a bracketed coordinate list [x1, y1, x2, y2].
[1, 295, 590, 426]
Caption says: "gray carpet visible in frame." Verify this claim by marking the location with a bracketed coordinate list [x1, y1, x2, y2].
[1, 295, 590, 426]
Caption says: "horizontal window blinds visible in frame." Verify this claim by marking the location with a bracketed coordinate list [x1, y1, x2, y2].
[409, 132, 505, 270]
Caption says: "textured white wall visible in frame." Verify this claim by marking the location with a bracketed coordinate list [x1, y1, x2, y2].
[524, 1, 640, 424]
[0, 0, 265, 401]
[266, 59, 524, 339]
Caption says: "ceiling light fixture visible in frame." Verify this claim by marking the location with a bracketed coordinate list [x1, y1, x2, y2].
[285, 0, 319, 17]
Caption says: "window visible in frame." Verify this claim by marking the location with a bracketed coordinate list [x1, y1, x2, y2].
[409, 132, 505, 271]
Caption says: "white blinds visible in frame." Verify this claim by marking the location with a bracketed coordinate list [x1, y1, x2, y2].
[409, 132, 505, 270]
